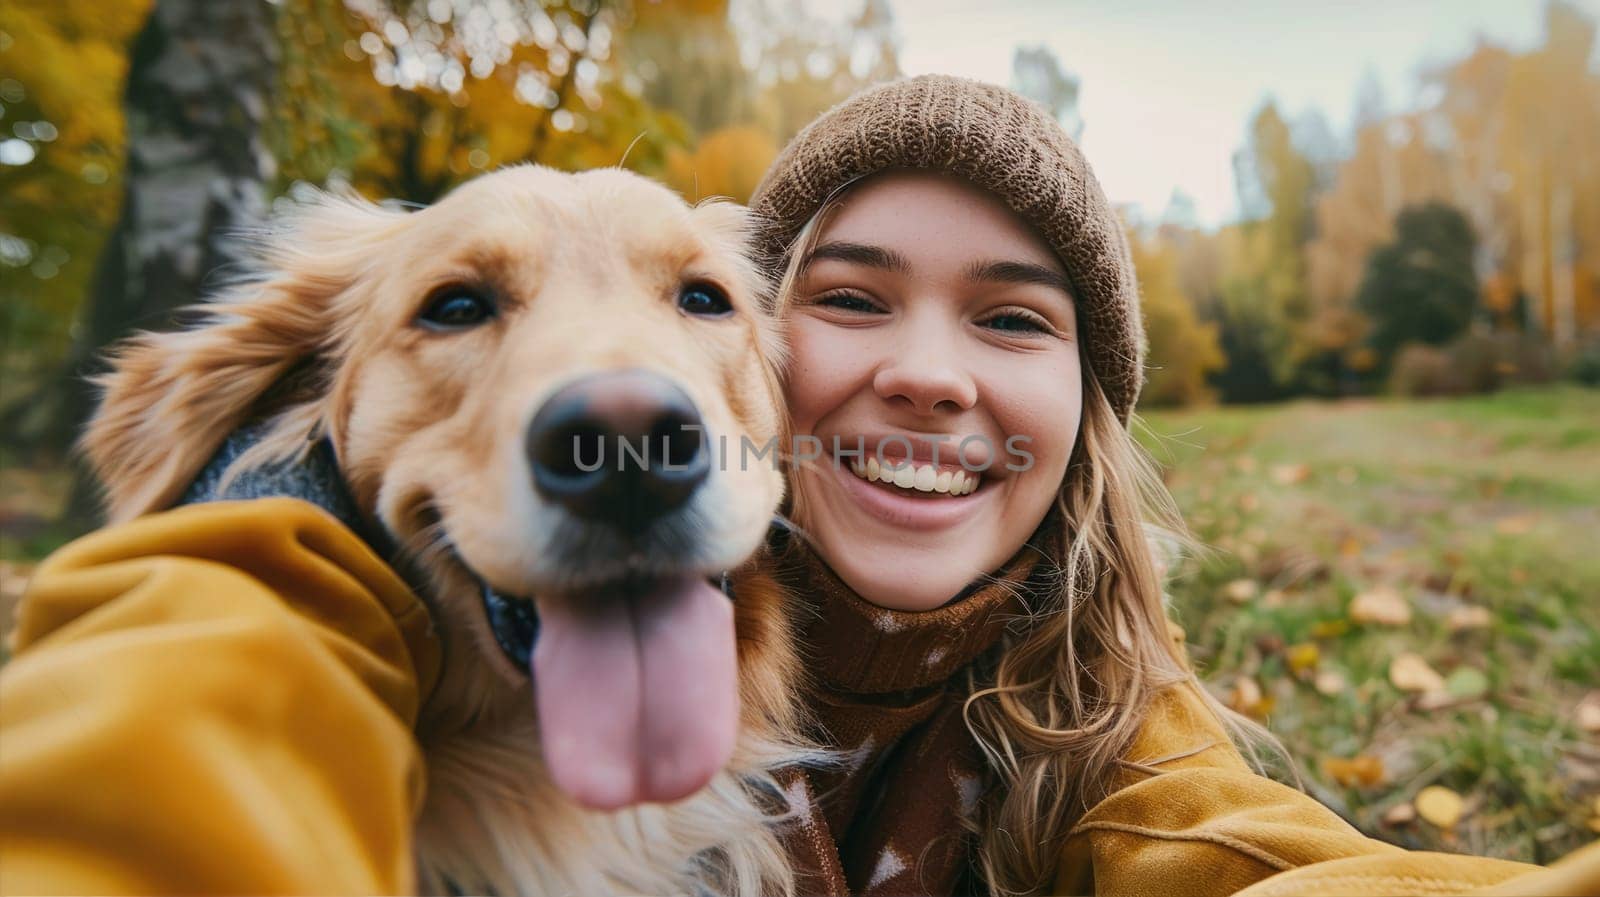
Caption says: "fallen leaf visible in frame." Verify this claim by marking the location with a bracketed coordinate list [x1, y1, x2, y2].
[1323, 754, 1385, 788]
[1382, 802, 1417, 825]
[1287, 642, 1320, 676]
[1221, 579, 1259, 605]
[1310, 619, 1351, 639]
[1350, 586, 1412, 626]
[1314, 669, 1348, 696]
[0, 560, 33, 603]
[1390, 653, 1446, 693]
[1417, 690, 1467, 712]
[1415, 785, 1465, 829]
[1270, 463, 1310, 485]
[1228, 677, 1272, 718]
[1255, 634, 1286, 656]
[1338, 536, 1363, 558]
[1446, 606, 1492, 632]
[1576, 693, 1600, 734]
[1495, 514, 1537, 535]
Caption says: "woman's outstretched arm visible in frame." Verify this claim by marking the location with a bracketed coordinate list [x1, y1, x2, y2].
[0, 498, 441, 895]
[1057, 680, 1600, 896]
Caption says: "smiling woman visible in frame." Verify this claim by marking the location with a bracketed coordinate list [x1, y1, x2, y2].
[744, 73, 1600, 897]
[783, 170, 1083, 611]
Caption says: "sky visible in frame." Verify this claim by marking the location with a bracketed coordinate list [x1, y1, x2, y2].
[804, 0, 1600, 228]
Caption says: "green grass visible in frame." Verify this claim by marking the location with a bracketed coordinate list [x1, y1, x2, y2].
[1139, 384, 1600, 864]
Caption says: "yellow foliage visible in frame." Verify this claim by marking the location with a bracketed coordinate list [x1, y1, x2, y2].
[1414, 785, 1465, 829]
[1389, 653, 1446, 694]
[0, 0, 154, 357]
[1129, 228, 1225, 407]
[1286, 642, 1320, 676]
[1322, 754, 1385, 788]
[662, 125, 779, 205]
[1227, 676, 1273, 718]
[1349, 586, 1412, 626]
[272, 1, 694, 204]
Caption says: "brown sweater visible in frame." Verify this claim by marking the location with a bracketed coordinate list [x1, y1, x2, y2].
[767, 535, 1045, 897]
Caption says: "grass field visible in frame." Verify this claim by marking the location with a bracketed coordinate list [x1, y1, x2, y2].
[1139, 385, 1600, 864]
[2, 385, 1597, 863]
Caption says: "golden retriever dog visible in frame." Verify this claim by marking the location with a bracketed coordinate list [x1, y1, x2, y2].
[81, 165, 812, 895]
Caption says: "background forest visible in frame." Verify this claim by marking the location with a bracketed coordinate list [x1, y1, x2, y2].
[1, 0, 1597, 868]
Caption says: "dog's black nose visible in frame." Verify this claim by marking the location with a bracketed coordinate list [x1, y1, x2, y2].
[526, 369, 710, 530]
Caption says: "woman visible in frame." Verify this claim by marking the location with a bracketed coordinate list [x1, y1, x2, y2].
[731, 75, 1598, 896]
[741, 79, 1199, 892]
[2, 76, 1596, 896]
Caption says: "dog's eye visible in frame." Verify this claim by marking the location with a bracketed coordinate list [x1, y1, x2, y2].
[678, 283, 734, 318]
[419, 289, 496, 330]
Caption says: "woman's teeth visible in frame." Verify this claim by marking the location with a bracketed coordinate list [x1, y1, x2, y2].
[849, 457, 980, 495]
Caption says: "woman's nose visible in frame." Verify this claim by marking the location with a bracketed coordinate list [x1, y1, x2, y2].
[871, 322, 978, 415]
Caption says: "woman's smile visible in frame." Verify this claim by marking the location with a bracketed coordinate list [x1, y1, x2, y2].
[846, 456, 979, 496]
[821, 448, 994, 532]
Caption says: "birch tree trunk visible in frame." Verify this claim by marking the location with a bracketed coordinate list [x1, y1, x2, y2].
[1549, 181, 1576, 355]
[7, 0, 279, 463]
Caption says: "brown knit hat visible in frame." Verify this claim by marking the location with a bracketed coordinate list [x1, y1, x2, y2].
[750, 74, 1145, 424]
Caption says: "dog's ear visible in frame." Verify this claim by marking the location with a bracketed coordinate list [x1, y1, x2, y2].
[81, 192, 410, 522]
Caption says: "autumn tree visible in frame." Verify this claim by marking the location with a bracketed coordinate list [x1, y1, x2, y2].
[1012, 44, 1081, 141]
[276, 0, 676, 205]
[1206, 100, 1320, 401]
[0, 0, 153, 414]
[1495, 1, 1600, 354]
[1356, 202, 1481, 366]
[1129, 224, 1225, 407]
[1309, 1, 1600, 373]
[662, 124, 778, 204]
[620, 0, 754, 136]
[5, 0, 279, 459]
[735, 0, 900, 143]
[1302, 111, 1454, 392]
[658, 0, 901, 204]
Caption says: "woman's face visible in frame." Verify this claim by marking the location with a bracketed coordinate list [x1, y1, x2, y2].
[784, 170, 1083, 610]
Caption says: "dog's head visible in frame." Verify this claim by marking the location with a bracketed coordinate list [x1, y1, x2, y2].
[83, 165, 790, 809]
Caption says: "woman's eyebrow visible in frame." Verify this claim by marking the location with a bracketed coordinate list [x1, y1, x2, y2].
[962, 259, 1075, 298]
[804, 241, 912, 274]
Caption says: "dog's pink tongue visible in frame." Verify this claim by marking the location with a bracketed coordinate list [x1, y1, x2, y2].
[532, 576, 739, 811]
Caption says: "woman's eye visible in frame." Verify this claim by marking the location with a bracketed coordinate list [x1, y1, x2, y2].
[679, 282, 734, 317]
[815, 292, 882, 314]
[418, 289, 496, 330]
[979, 311, 1052, 334]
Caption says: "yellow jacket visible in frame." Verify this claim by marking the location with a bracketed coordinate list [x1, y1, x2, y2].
[1, 498, 1595, 896]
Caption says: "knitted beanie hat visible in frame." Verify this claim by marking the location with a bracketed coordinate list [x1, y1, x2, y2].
[750, 74, 1145, 424]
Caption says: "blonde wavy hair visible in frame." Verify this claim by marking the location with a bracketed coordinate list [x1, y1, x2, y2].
[769, 189, 1280, 896]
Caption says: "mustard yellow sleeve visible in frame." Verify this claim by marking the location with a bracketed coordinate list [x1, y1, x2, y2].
[0, 498, 441, 895]
[1053, 682, 1592, 897]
